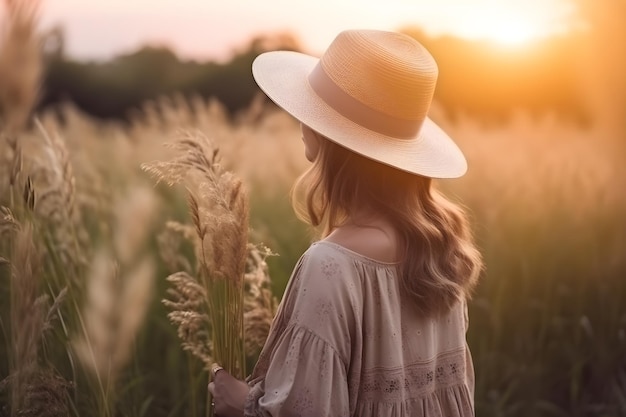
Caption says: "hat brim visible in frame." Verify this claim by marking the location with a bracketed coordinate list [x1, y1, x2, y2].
[252, 50, 467, 178]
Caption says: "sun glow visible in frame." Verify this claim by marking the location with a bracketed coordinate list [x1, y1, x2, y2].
[449, 3, 564, 47]
[485, 22, 543, 46]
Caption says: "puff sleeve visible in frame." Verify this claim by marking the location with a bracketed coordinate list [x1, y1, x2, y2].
[244, 244, 361, 417]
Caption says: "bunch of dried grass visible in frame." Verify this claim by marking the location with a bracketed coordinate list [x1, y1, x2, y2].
[143, 131, 250, 379]
[158, 227, 277, 367]
[144, 131, 277, 384]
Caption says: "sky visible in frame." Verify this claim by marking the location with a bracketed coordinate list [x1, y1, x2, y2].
[33, 0, 577, 61]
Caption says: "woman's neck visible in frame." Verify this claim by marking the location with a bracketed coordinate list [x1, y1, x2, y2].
[321, 207, 402, 262]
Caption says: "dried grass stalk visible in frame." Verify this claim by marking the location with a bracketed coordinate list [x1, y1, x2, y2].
[3, 219, 69, 415]
[0, 0, 43, 140]
[159, 239, 278, 366]
[112, 185, 157, 265]
[8, 221, 45, 413]
[72, 251, 154, 405]
[71, 188, 156, 415]
[33, 119, 77, 222]
[0, 206, 19, 243]
[163, 271, 213, 366]
[0, 368, 71, 417]
[243, 244, 277, 358]
[157, 221, 196, 274]
[30, 120, 87, 289]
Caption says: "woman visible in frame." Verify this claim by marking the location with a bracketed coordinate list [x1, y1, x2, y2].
[209, 29, 482, 417]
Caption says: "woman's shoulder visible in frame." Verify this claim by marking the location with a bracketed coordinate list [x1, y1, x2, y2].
[295, 240, 357, 283]
[323, 223, 401, 264]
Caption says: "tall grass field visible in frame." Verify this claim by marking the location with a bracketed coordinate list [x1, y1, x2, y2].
[1, 2, 625, 416]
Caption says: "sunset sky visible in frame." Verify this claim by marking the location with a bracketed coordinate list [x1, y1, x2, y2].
[34, 0, 577, 61]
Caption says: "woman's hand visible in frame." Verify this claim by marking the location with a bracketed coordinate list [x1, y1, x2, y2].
[208, 368, 250, 417]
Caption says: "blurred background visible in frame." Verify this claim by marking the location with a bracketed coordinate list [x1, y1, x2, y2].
[29, 0, 623, 126]
[0, 0, 625, 416]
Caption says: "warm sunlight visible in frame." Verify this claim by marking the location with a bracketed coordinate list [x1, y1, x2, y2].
[444, 2, 563, 46]
[483, 21, 544, 46]
[451, 5, 562, 46]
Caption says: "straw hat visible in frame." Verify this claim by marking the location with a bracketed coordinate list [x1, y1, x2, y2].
[252, 29, 467, 178]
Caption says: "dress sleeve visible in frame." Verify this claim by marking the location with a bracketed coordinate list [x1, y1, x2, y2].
[244, 243, 359, 417]
[244, 325, 350, 417]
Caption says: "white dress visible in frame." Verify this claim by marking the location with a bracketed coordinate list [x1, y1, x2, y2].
[244, 240, 475, 417]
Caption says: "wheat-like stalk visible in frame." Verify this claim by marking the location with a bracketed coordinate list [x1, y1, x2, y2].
[0, 368, 71, 417]
[0, 0, 42, 142]
[29, 119, 87, 291]
[112, 185, 157, 265]
[72, 249, 154, 416]
[8, 220, 44, 414]
[243, 244, 277, 358]
[71, 188, 156, 417]
[158, 229, 278, 365]
[0, 206, 19, 242]
[0, 216, 70, 415]
[162, 271, 214, 367]
[0, 0, 43, 209]
[157, 221, 197, 274]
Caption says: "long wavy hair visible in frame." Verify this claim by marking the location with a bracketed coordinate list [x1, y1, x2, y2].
[292, 134, 482, 317]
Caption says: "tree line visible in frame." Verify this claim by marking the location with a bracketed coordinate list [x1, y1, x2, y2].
[39, 29, 589, 125]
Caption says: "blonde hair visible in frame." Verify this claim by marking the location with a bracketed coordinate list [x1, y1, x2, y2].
[292, 137, 482, 317]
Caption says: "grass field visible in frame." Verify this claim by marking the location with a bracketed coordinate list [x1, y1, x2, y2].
[1, 97, 625, 416]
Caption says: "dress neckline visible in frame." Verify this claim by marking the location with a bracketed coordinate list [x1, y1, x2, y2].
[313, 240, 402, 267]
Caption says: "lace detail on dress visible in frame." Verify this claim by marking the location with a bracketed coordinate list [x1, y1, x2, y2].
[359, 348, 467, 401]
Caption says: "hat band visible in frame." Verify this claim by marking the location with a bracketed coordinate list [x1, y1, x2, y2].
[308, 63, 423, 139]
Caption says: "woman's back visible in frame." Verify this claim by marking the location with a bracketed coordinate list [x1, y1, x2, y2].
[245, 234, 474, 417]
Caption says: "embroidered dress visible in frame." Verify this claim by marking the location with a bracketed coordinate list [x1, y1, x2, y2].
[245, 241, 474, 417]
